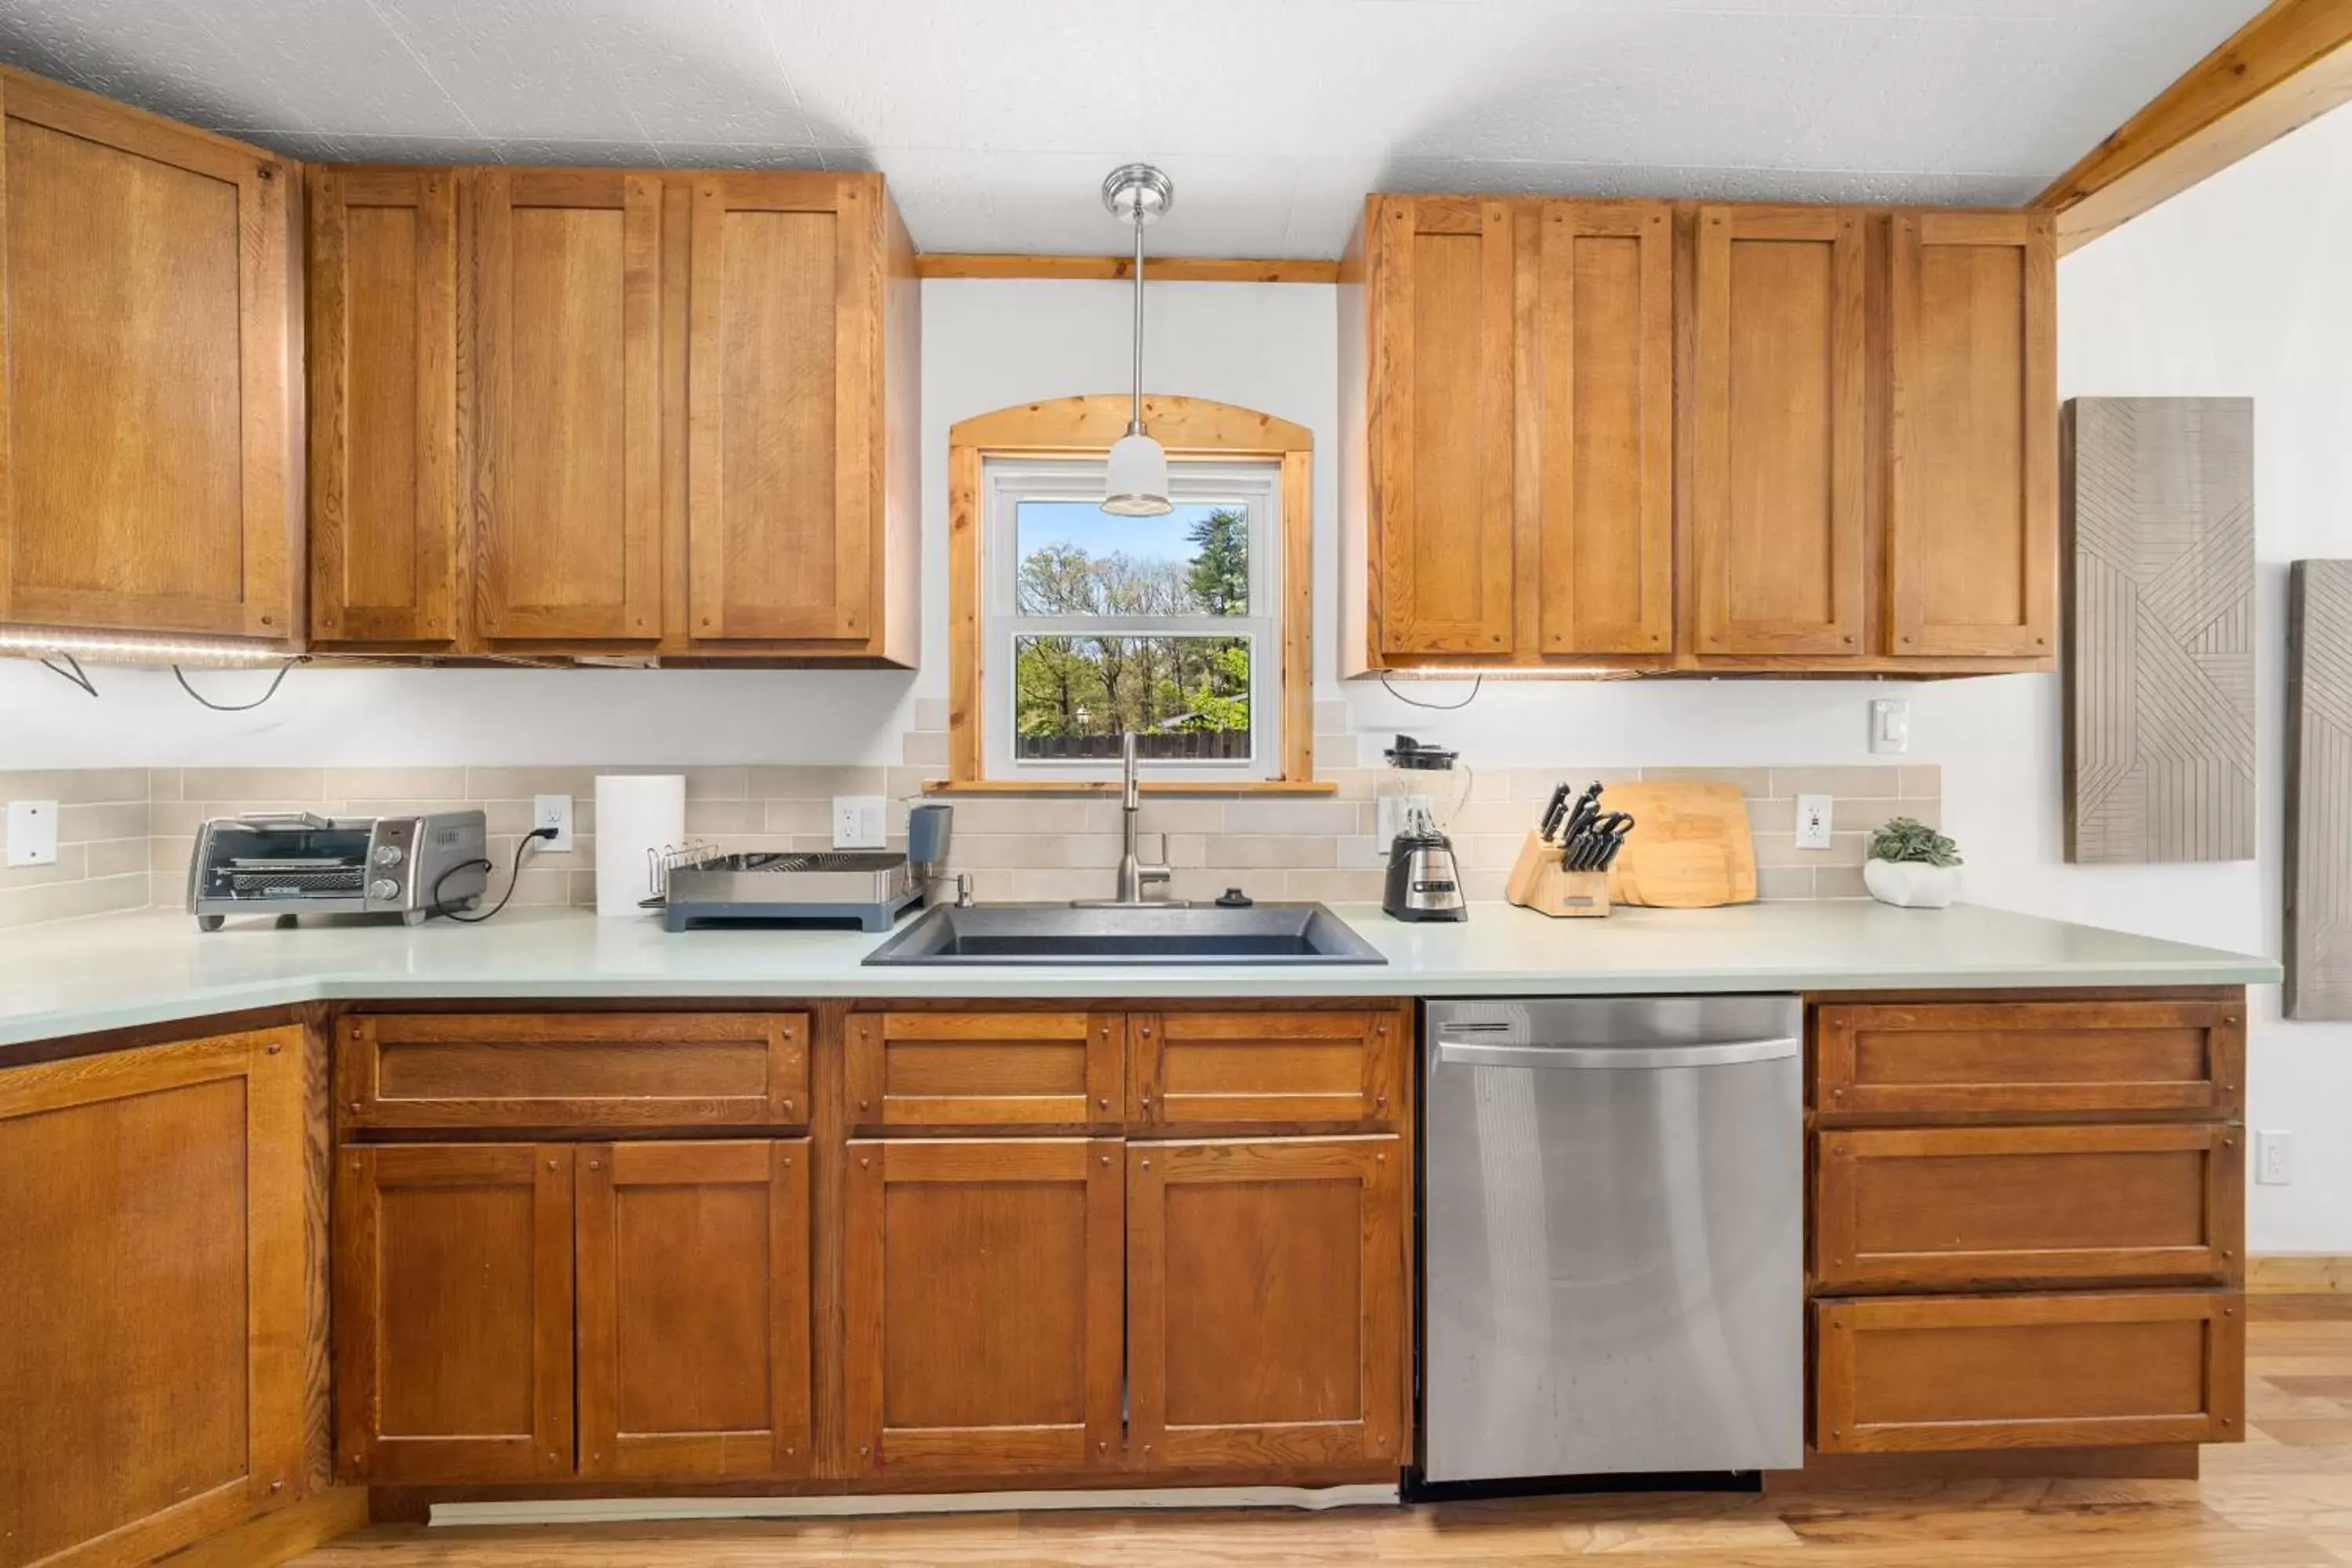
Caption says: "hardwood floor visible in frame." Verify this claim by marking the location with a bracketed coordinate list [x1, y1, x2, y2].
[292, 1302, 2352, 1566]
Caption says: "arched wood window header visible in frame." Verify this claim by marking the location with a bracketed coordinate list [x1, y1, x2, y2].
[940, 393, 1322, 793]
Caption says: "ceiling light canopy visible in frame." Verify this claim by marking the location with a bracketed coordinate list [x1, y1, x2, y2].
[1101, 162, 1174, 518]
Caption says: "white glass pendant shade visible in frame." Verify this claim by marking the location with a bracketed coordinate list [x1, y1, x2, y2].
[1102, 430, 1172, 516]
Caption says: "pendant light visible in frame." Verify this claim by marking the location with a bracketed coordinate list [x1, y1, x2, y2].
[1101, 162, 1174, 517]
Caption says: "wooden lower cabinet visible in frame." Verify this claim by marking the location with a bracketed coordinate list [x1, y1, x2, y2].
[577, 1140, 811, 1479]
[334, 1143, 575, 1484]
[847, 1011, 1123, 1130]
[0, 1028, 307, 1568]
[843, 1138, 1123, 1476]
[1127, 1136, 1405, 1469]
[1130, 1009, 1404, 1130]
[1813, 1292, 2243, 1453]
[1813, 1123, 2244, 1292]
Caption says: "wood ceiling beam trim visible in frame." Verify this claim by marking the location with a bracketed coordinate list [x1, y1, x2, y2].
[2034, 0, 2352, 254]
[916, 253, 1340, 283]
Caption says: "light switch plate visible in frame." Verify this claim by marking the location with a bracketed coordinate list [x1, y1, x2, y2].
[533, 793, 573, 853]
[833, 795, 887, 850]
[1870, 698, 1911, 755]
[1795, 794, 1834, 850]
[5, 800, 59, 867]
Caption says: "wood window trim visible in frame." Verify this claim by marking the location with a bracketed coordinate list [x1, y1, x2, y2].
[938, 393, 1322, 795]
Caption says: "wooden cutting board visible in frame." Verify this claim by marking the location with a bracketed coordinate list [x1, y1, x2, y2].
[1602, 782, 1759, 908]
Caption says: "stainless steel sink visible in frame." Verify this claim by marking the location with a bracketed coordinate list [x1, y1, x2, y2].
[862, 902, 1387, 966]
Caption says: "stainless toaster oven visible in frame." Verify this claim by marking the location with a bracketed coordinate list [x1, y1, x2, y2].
[187, 811, 488, 930]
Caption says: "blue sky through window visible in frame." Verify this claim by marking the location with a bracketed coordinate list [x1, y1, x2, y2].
[1016, 500, 1231, 571]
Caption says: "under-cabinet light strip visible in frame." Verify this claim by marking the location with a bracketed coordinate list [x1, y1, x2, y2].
[0, 630, 292, 666]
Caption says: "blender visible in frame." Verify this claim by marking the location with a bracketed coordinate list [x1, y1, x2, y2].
[1379, 735, 1470, 922]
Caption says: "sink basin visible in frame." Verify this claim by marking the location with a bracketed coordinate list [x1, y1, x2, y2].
[862, 902, 1387, 966]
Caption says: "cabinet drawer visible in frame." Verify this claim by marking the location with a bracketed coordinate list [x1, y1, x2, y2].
[339, 1013, 808, 1129]
[1813, 1292, 2243, 1452]
[846, 1011, 1122, 1130]
[1131, 1010, 1404, 1129]
[1814, 1124, 2242, 1291]
[1814, 1000, 2242, 1120]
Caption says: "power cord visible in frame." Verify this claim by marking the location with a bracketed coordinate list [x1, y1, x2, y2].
[174, 660, 299, 711]
[433, 826, 557, 924]
[38, 652, 97, 697]
[1379, 670, 1483, 710]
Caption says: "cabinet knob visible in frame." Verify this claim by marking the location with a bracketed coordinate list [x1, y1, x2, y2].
[546, 1159, 557, 1171]
[588, 1160, 601, 1171]
[1097, 1097, 1109, 1110]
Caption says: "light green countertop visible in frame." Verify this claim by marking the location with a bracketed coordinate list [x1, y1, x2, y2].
[0, 901, 2278, 1051]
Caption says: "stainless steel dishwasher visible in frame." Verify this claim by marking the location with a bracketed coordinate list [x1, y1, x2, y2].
[1421, 995, 1803, 1486]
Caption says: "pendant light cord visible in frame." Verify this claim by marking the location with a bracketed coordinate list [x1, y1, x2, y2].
[1130, 207, 1147, 434]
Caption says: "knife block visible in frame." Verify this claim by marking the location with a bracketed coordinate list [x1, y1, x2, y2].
[1504, 832, 1612, 919]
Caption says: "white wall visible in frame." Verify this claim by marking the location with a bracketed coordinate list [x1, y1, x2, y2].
[3, 121, 2348, 1247]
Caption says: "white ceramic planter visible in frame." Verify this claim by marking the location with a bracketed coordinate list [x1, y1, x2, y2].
[1864, 858, 1960, 909]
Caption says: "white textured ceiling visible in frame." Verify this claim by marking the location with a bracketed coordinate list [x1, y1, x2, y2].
[0, 0, 2263, 258]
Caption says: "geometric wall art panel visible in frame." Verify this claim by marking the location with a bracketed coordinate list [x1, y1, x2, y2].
[2288, 560, 2352, 1019]
[2063, 397, 2256, 864]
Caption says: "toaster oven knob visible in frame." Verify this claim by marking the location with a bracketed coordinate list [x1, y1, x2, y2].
[368, 878, 401, 902]
[372, 844, 405, 867]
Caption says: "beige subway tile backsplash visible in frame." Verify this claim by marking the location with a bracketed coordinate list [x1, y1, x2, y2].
[0, 752, 1942, 925]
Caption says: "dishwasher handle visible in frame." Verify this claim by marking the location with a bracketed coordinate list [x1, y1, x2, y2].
[1433, 1035, 1798, 1070]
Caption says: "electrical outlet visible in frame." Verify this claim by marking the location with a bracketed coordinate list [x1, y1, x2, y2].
[2257, 1131, 2295, 1186]
[1870, 698, 1911, 755]
[1795, 794, 1834, 850]
[532, 793, 573, 853]
[833, 795, 887, 850]
[5, 800, 58, 867]
[1377, 793, 1433, 844]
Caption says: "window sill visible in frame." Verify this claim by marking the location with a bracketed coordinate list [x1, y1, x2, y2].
[924, 779, 1340, 797]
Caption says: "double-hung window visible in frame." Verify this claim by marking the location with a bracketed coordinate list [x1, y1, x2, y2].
[981, 457, 1283, 782]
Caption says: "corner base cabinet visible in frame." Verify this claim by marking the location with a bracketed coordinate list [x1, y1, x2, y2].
[0, 1028, 308, 1568]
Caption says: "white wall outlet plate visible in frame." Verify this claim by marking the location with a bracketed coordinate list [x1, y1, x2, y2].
[5, 800, 59, 867]
[833, 795, 887, 850]
[533, 793, 574, 853]
[1870, 698, 1911, 755]
[1795, 794, 1834, 850]
[2256, 1130, 2294, 1186]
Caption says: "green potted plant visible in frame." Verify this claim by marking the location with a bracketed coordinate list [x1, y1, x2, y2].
[1864, 816, 1962, 909]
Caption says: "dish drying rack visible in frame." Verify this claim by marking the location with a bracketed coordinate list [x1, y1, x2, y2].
[644, 840, 928, 932]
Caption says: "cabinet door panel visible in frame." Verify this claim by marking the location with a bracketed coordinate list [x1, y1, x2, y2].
[688, 172, 875, 644]
[334, 1143, 574, 1483]
[1814, 1124, 2243, 1292]
[1815, 998, 2243, 1121]
[848, 1011, 1122, 1129]
[1534, 201, 1673, 655]
[0, 1028, 304, 1568]
[473, 168, 662, 643]
[1890, 210, 2056, 658]
[1691, 205, 1866, 658]
[577, 1140, 809, 1479]
[1128, 1136, 1403, 1469]
[1373, 196, 1515, 656]
[307, 165, 459, 647]
[1814, 1292, 2242, 1452]
[1131, 1010, 1402, 1130]
[844, 1138, 1122, 1476]
[0, 73, 294, 640]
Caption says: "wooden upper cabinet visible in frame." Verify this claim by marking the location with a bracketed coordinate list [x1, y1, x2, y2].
[1532, 200, 1674, 656]
[1889, 210, 2057, 658]
[687, 172, 895, 649]
[576, 1139, 810, 1479]
[1127, 1136, 1405, 1469]
[844, 1138, 1123, 1477]
[471, 168, 664, 644]
[1690, 205, 1867, 658]
[0, 70, 296, 643]
[0, 1028, 305, 1568]
[334, 1142, 575, 1484]
[307, 166, 459, 647]
[1370, 196, 1516, 656]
